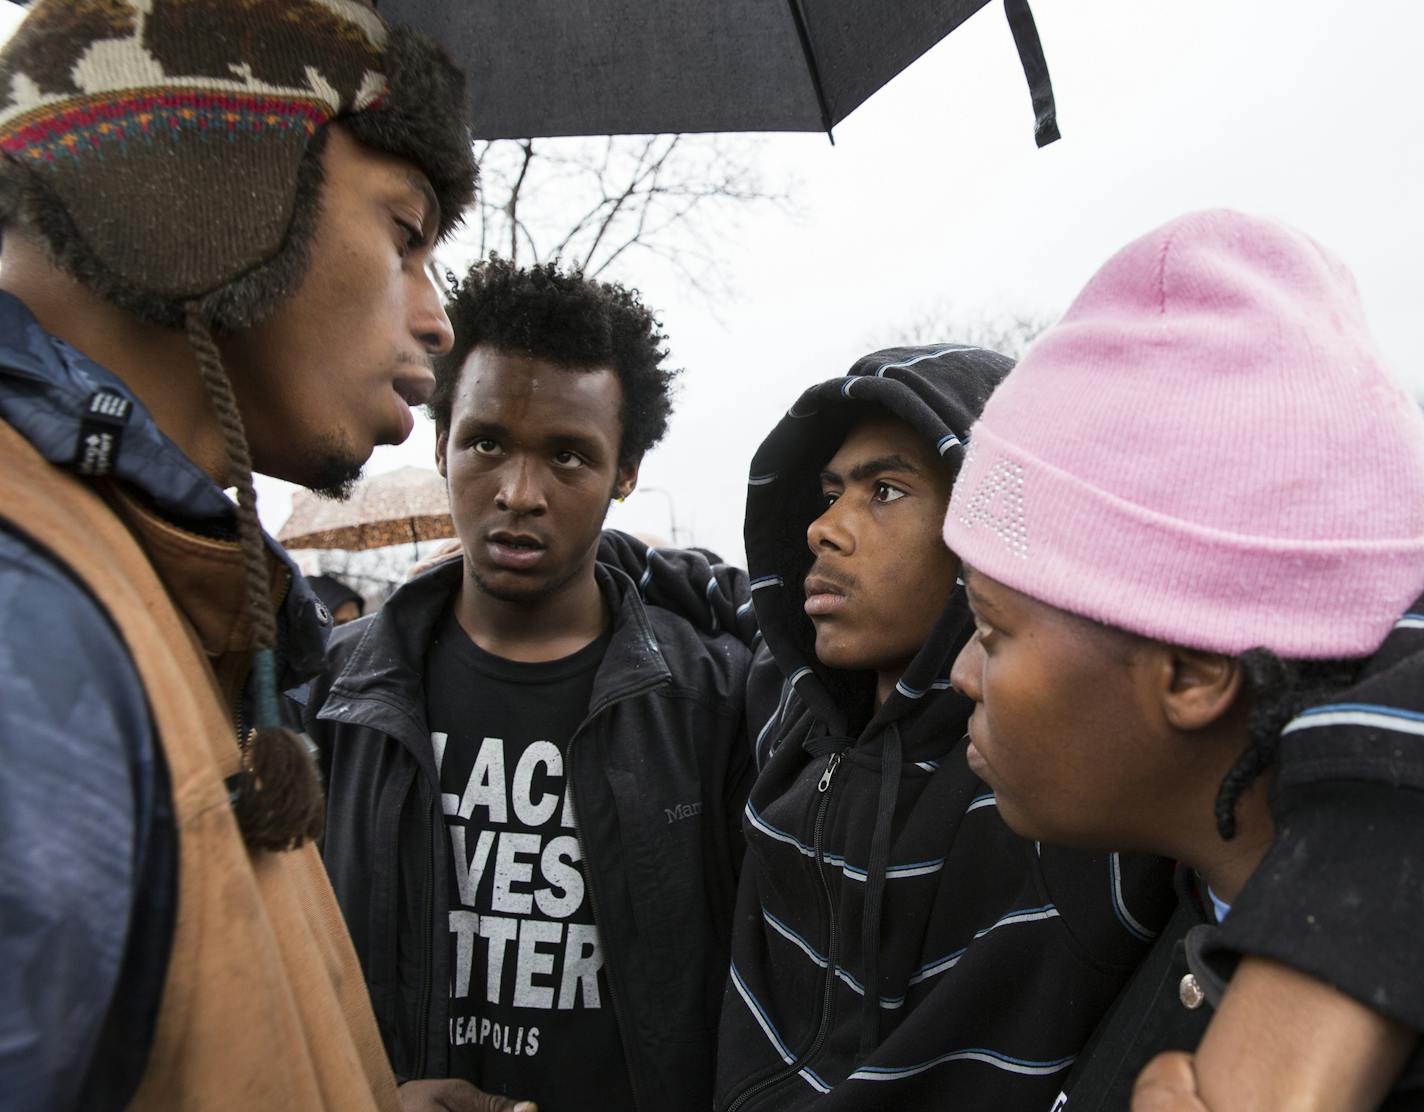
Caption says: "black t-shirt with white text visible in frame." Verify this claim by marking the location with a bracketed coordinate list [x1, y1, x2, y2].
[425, 611, 633, 1111]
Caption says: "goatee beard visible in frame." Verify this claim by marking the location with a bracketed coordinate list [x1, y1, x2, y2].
[303, 441, 366, 501]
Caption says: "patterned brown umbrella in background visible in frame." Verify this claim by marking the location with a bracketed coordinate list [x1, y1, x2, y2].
[277, 466, 454, 553]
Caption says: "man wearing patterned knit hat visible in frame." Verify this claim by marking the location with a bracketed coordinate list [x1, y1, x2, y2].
[947, 209, 1424, 1108]
[0, 2, 503, 1110]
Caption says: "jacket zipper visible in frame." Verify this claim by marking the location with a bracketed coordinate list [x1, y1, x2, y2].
[233, 690, 248, 746]
[415, 800, 435, 1077]
[410, 676, 666, 1103]
[231, 569, 293, 750]
[565, 677, 666, 1112]
[725, 751, 844, 1112]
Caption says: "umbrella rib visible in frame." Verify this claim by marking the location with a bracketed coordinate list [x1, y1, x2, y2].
[785, 0, 837, 144]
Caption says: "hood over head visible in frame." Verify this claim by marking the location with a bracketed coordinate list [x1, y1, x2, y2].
[744, 344, 1012, 741]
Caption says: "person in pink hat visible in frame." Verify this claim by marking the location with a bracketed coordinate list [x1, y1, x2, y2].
[944, 209, 1424, 1109]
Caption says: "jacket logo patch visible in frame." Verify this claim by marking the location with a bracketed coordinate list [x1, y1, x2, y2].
[664, 801, 703, 825]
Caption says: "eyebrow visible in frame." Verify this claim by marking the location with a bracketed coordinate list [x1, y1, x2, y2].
[820, 453, 921, 486]
[455, 418, 606, 455]
[961, 566, 1002, 617]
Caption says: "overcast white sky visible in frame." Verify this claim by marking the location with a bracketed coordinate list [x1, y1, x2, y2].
[4, 1, 1419, 567]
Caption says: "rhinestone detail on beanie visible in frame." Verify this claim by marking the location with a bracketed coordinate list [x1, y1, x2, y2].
[954, 450, 1029, 560]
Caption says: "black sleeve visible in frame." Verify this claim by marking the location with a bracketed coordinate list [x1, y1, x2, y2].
[302, 616, 370, 794]
[598, 529, 757, 648]
[1220, 776, 1424, 1032]
[1220, 609, 1424, 1034]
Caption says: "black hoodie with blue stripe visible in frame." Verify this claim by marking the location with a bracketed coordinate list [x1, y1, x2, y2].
[714, 346, 1177, 1112]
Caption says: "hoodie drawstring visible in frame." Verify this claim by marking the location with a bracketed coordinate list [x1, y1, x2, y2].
[857, 722, 902, 1057]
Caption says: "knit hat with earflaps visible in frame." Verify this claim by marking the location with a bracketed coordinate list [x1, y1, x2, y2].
[0, 0, 477, 852]
[0, 0, 474, 329]
[944, 209, 1424, 659]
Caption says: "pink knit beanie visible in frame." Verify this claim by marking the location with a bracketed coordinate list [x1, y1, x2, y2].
[943, 209, 1424, 658]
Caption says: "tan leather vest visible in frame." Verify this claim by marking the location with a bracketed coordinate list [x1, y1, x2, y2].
[0, 421, 399, 1111]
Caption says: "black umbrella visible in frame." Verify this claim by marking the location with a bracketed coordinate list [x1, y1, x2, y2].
[372, 0, 1059, 147]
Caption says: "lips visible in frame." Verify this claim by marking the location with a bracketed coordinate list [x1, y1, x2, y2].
[486, 530, 548, 571]
[394, 365, 436, 409]
[964, 736, 988, 777]
[390, 386, 416, 440]
[389, 365, 436, 442]
[964, 717, 991, 779]
[803, 573, 849, 617]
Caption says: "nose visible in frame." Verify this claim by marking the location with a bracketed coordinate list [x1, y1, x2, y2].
[807, 499, 854, 557]
[412, 265, 455, 356]
[495, 458, 547, 517]
[949, 633, 983, 703]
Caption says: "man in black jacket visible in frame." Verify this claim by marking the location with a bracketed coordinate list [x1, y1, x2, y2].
[309, 260, 753, 1112]
[714, 347, 1175, 1111]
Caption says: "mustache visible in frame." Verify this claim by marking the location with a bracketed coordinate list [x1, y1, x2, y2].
[805, 562, 859, 593]
[395, 352, 435, 371]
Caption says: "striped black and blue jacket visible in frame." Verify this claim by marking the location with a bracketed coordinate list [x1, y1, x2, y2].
[714, 347, 1177, 1112]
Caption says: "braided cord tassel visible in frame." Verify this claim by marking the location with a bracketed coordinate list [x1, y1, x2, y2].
[186, 304, 324, 851]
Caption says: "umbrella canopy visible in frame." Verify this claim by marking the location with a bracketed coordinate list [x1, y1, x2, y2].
[277, 466, 454, 552]
[372, 0, 1058, 146]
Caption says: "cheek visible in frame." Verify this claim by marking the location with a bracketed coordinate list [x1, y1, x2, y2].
[867, 538, 957, 641]
[302, 239, 402, 357]
[548, 476, 613, 530]
[895, 512, 958, 597]
[981, 651, 1127, 800]
[446, 461, 496, 506]
[978, 652, 1063, 779]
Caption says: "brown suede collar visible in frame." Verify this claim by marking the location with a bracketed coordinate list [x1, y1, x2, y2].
[104, 482, 289, 718]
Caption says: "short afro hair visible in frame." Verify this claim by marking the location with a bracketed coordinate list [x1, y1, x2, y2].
[429, 256, 678, 464]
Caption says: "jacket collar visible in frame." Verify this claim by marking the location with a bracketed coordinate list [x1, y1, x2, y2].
[0, 289, 328, 689]
[321, 556, 672, 748]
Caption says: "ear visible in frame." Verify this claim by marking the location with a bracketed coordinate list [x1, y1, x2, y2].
[1157, 646, 1245, 732]
[435, 427, 448, 479]
[614, 454, 642, 502]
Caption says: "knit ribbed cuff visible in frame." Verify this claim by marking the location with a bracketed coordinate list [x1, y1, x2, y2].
[944, 423, 1424, 658]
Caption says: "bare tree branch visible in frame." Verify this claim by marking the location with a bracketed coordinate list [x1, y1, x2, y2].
[579, 135, 670, 271]
[443, 133, 793, 301]
[868, 298, 1057, 360]
[504, 139, 536, 265]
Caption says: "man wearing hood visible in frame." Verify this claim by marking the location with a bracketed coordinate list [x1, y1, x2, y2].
[715, 346, 1175, 1111]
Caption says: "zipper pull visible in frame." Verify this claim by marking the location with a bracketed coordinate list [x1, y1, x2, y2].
[817, 752, 843, 793]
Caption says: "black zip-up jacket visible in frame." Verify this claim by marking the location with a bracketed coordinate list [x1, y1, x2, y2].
[307, 552, 753, 1111]
[715, 347, 1178, 1111]
[1052, 557, 1424, 1108]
